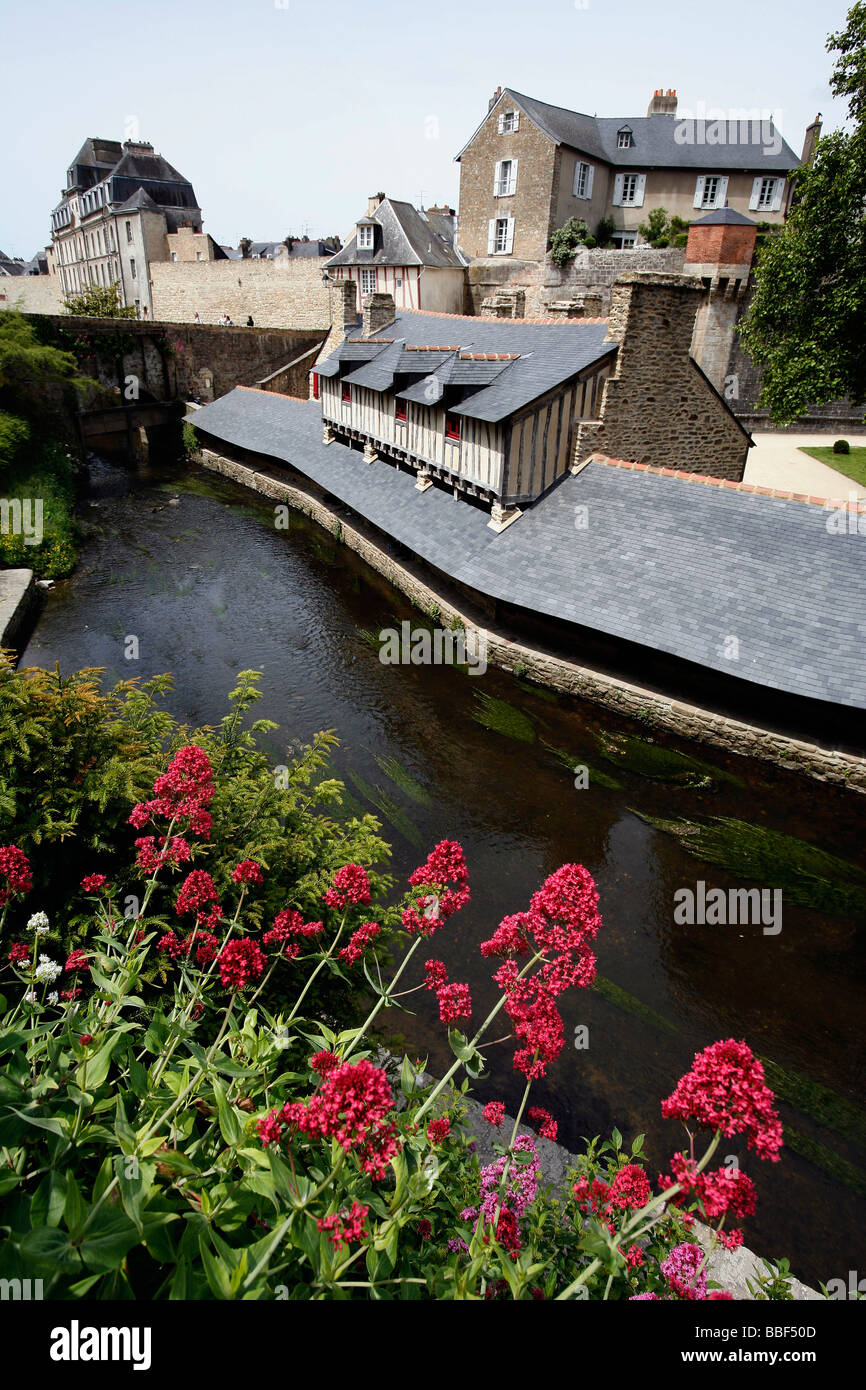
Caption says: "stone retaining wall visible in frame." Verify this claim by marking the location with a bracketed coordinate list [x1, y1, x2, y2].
[0, 569, 38, 653]
[150, 256, 331, 330]
[196, 446, 866, 793]
[466, 247, 687, 318]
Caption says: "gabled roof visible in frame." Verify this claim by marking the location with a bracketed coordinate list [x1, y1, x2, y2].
[115, 187, 161, 212]
[691, 206, 758, 226]
[457, 88, 800, 173]
[328, 198, 465, 270]
[320, 309, 615, 422]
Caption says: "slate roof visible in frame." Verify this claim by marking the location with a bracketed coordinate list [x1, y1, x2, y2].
[115, 187, 161, 212]
[319, 309, 615, 423]
[691, 207, 758, 226]
[328, 198, 465, 270]
[185, 389, 866, 711]
[457, 89, 800, 174]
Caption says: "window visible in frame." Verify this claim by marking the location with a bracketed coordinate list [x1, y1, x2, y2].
[498, 109, 519, 133]
[573, 161, 594, 199]
[360, 267, 377, 295]
[444, 413, 461, 441]
[341, 382, 351, 404]
[395, 399, 407, 423]
[617, 127, 633, 148]
[130, 258, 136, 279]
[693, 174, 728, 209]
[612, 231, 638, 249]
[612, 173, 645, 207]
[125, 220, 133, 243]
[196, 251, 203, 261]
[621, 175, 638, 204]
[754, 176, 781, 210]
[357, 224, 374, 249]
[494, 159, 518, 196]
[171, 251, 178, 261]
[488, 216, 514, 254]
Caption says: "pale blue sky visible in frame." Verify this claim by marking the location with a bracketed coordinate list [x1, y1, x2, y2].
[0, 0, 854, 257]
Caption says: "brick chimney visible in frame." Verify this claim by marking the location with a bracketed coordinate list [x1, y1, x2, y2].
[367, 192, 386, 217]
[647, 88, 677, 116]
[488, 85, 502, 112]
[317, 276, 359, 365]
[362, 291, 396, 338]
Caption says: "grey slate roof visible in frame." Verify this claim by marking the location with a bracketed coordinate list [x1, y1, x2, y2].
[186, 389, 866, 711]
[458, 89, 800, 174]
[328, 198, 465, 269]
[321, 310, 615, 423]
[692, 207, 758, 226]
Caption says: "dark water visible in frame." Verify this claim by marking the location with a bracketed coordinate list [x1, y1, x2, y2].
[21, 452, 866, 1289]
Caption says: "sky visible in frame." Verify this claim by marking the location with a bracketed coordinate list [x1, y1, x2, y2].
[0, 0, 855, 258]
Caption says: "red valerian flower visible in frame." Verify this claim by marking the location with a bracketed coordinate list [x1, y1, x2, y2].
[427, 1117, 451, 1145]
[527, 1106, 558, 1142]
[483, 1101, 506, 1128]
[402, 841, 469, 937]
[135, 835, 191, 873]
[65, 950, 90, 974]
[436, 981, 472, 1024]
[0, 845, 32, 904]
[81, 874, 109, 894]
[79, 1033, 93, 1045]
[193, 932, 220, 966]
[658, 1152, 757, 1223]
[323, 864, 371, 910]
[529, 863, 602, 955]
[708, 1291, 734, 1299]
[423, 959, 449, 991]
[61, 987, 82, 1001]
[8, 942, 29, 964]
[494, 962, 565, 1080]
[492, 1207, 522, 1258]
[661, 1242, 708, 1301]
[338, 921, 381, 965]
[661, 1039, 783, 1162]
[417, 1219, 432, 1240]
[217, 938, 266, 990]
[175, 870, 222, 926]
[608, 1163, 652, 1211]
[264, 908, 323, 948]
[716, 1229, 744, 1251]
[281, 1058, 399, 1179]
[310, 1050, 339, 1077]
[156, 932, 191, 962]
[625, 1244, 644, 1270]
[257, 1110, 283, 1146]
[317, 1201, 369, 1251]
[232, 859, 264, 885]
[128, 745, 215, 838]
[480, 912, 533, 959]
[573, 1177, 612, 1219]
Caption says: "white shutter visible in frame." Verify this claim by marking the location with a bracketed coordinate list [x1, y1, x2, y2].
[716, 175, 728, 208]
[612, 173, 624, 206]
[693, 175, 706, 209]
[508, 158, 518, 195]
[504, 218, 515, 254]
[634, 174, 646, 207]
[487, 218, 497, 254]
[497, 113, 505, 134]
[749, 177, 762, 210]
[771, 178, 783, 212]
[493, 160, 502, 196]
[585, 164, 594, 199]
[512, 110, 519, 131]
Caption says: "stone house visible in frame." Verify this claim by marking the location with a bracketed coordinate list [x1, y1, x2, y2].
[326, 194, 467, 314]
[312, 276, 751, 531]
[49, 137, 204, 317]
[456, 86, 803, 261]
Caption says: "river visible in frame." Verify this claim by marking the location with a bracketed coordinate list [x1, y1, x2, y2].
[21, 449, 866, 1289]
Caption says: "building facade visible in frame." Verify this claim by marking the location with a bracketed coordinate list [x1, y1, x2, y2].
[457, 87, 802, 261]
[327, 195, 466, 314]
[50, 138, 203, 316]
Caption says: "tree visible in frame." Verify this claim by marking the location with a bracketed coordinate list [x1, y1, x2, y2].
[549, 218, 591, 267]
[63, 281, 136, 318]
[0, 311, 90, 419]
[738, 3, 866, 423]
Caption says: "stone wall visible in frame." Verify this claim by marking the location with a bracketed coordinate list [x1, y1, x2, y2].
[465, 246, 686, 318]
[575, 272, 750, 479]
[0, 276, 64, 316]
[195, 445, 866, 792]
[149, 256, 331, 329]
[458, 109, 558, 262]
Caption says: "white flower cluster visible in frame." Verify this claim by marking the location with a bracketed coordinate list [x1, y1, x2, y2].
[34, 956, 61, 983]
[27, 911, 50, 935]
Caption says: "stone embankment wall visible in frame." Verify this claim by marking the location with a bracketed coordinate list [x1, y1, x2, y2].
[0, 569, 38, 654]
[0, 276, 64, 315]
[465, 247, 686, 318]
[195, 445, 866, 793]
[150, 257, 331, 330]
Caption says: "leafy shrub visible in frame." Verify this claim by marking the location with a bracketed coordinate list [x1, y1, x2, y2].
[182, 422, 200, 456]
[595, 218, 616, 249]
[0, 435, 81, 578]
[549, 219, 591, 268]
[833, 438, 851, 453]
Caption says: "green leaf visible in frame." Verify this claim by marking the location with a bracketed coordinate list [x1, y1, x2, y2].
[64, 1173, 86, 1235]
[19, 1226, 81, 1274]
[31, 1170, 68, 1228]
[213, 1079, 242, 1147]
[79, 1211, 141, 1274]
[76, 1033, 119, 1090]
[199, 1236, 233, 1299]
[8, 1106, 69, 1139]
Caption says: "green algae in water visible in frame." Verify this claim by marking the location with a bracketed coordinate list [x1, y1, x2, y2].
[783, 1126, 866, 1200]
[592, 975, 678, 1033]
[346, 768, 424, 847]
[356, 626, 382, 651]
[633, 812, 866, 918]
[374, 753, 433, 808]
[758, 1057, 866, 1151]
[472, 692, 536, 744]
[542, 741, 623, 790]
[513, 676, 558, 704]
[596, 730, 741, 788]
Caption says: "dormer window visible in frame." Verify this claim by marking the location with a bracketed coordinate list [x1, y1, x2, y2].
[357, 223, 374, 250]
[617, 127, 633, 148]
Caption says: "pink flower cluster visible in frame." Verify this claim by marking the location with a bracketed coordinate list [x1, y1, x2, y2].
[660, 1242, 708, 1301]
[323, 864, 371, 911]
[423, 958, 472, 1024]
[572, 1164, 651, 1230]
[483, 1101, 506, 1128]
[479, 1135, 540, 1225]
[427, 1117, 451, 1145]
[661, 1039, 783, 1161]
[259, 1058, 399, 1180]
[317, 1201, 369, 1251]
[527, 1106, 558, 1142]
[402, 841, 469, 937]
[232, 860, 263, 885]
[175, 870, 222, 931]
[262, 908, 323, 953]
[338, 921, 381, 965]
[0, 845, 32, 905]
[217, 938, 265, 990]
[135, 836, 191, 873]
[80, 874, 109, 894]
[128, 745, 215, 839]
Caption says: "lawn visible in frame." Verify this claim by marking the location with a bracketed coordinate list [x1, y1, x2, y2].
[799, 445, 866, 490]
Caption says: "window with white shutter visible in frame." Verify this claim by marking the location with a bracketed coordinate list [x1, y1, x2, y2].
[504, 217, 515, 253]
[754, 176, 782, 211]
[487, 218, 497, 254]
[573, 161, 594, 199]
[494, 160, 517, 196]
[633, 173, 646, 207]
[501, 110, 519, 132]
[749, 177, 763, 211]
[693, 175, 706, 209]
[612, 173, 625, 206]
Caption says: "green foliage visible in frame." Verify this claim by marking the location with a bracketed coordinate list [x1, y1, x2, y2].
[63, 282, 136, 319]
[182, 422, 200, 456]
[549, 218, 591, 267]
[595, 217, 616, 249]
[637, 207, 672, 247]
[799, 443, 866, 487]
[0, 436, 81, 578]
[833, 437, 851, 453]
[0, 312, 90, 420]
[738, 6, 866, 422]
[746, 1257, 794, 1300]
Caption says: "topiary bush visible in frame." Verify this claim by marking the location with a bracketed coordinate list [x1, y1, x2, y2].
[833, 439, 851, 454]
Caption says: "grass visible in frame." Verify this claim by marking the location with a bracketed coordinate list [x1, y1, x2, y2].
[798, 445, 866, 490]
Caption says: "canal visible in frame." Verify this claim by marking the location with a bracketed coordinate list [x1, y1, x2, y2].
[21, 449, 866, 1289]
